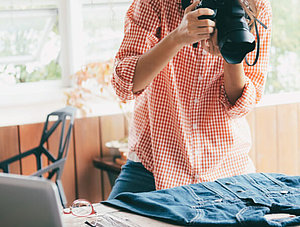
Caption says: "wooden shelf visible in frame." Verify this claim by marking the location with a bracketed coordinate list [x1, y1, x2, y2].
[93, 156, 122, 174]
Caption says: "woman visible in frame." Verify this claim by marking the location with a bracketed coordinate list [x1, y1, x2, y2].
[109, 0, 272, 199]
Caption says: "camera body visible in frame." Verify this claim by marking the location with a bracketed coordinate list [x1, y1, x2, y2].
[195, 0, 256, 64]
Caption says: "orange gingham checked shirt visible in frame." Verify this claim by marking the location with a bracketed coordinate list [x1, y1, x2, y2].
[112, 0, 272, 190]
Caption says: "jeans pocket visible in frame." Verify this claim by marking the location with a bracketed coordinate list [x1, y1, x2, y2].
[188, 208, 204, 225]
[236, 206, 270, 225]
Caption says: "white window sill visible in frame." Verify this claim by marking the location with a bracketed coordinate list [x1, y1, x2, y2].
[257, 92, 300, 107]
[0, 80, 64, 107]
[0, 80, 130, 127]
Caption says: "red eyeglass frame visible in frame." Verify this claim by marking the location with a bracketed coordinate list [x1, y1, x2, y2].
[63, 199, 97, 217]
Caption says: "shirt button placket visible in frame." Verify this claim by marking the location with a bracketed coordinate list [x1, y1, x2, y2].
[190, 57, 203, 177]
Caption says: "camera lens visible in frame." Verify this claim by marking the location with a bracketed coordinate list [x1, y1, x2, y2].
[196, 0, 256, 64]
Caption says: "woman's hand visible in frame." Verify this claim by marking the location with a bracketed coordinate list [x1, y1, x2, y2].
[200, 29, 222, 57]
[172, 1, 216, 47]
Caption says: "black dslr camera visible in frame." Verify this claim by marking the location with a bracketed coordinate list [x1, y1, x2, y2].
[194, 0, 264, 66]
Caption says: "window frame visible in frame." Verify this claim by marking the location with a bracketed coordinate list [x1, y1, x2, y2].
[0, 8, 58, 65]
[0, 0, 299, 127]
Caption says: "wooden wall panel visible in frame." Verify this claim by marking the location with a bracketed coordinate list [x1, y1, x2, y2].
[277, 104, 298, 175]
[62, 133, 76, 205]
[19, 123, 46, 175]
[0, 126, 21, 173]
[100, 114, 126, 157]
[246, 111, 256, 166]
[73, 117, 102, 203]
[99, 114, 126, 200]
[47, 121, 76, 206]
[255, 106, 278, 173]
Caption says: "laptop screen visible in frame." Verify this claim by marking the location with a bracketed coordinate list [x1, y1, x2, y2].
[0, 173, 63, 227]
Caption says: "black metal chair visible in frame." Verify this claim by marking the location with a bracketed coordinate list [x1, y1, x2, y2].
[0, 106, 76, 208]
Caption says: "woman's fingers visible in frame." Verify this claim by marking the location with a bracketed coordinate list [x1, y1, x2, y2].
[201, 40, 209, 51]
[201, 35, 221, 57]
[175, 1, 217, 46]
[211, 28, 218, 46]
[195, 18, 216, 28]
[184, 1, 200, 14]
[190, 26, 214, 35]
[187, 8, 216, 37]
[189, 8, 215, 20]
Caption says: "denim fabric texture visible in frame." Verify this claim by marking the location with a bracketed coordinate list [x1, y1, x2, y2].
[108, 160, 156, 200]
[103, 173, 300, 226]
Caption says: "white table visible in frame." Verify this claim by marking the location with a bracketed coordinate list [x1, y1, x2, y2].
[62, 203, 176, 227]
[62, 203, 300, 227]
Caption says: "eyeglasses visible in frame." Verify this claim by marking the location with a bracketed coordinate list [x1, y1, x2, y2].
[63, 199, 96, 217]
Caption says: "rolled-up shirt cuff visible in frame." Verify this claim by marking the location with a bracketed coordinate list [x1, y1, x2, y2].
[112, 56, 144, 100]
[220, 76, 256, 119]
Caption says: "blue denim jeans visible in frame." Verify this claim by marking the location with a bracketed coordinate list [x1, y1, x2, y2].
[103, 173, 300, 226]
[108, 160, 156, 200]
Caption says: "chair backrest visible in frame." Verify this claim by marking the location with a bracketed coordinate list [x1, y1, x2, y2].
[0, 106, 76, 207]
[34, 106, 76, 176]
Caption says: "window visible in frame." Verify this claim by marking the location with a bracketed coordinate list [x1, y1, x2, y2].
[0, 1, 60, 85]
[0, 0, 298, 97]
[82, 0, 131, 63]
[265, 0, 300, 94]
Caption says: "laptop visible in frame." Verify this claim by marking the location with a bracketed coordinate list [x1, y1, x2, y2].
[0, 172, 64, 227]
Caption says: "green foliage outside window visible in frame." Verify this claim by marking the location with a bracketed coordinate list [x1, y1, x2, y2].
[265, 0, 300, 94]
[0, 13, 61, 84]
[0, 59, 61, 83]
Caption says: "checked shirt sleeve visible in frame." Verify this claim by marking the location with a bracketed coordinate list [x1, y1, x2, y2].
[111, 0, 161, 101]
[220, 1, 272, 119]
